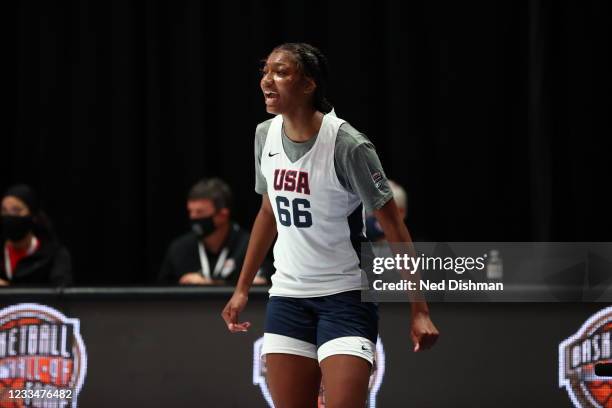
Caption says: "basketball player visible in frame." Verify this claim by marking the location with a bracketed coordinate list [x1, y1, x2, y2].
[222, 43, 439, 407]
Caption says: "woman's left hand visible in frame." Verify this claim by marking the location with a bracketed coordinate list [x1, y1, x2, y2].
[410, 312, 439, 352]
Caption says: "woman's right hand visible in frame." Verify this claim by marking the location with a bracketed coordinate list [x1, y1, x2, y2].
[221, 291, 251, 333]
[221, 195, 276, 333]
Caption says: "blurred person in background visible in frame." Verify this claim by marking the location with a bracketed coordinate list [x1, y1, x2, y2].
[366, 180, 407, 242]
[0, 184, 72, 286]
[159, 178, 271, 285]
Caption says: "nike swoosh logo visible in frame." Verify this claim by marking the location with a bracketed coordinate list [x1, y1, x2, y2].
[268, 152, 280, 157]
[361, 346, 369, 351]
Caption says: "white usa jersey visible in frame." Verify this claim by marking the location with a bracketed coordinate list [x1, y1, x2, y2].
[261, 110, 367, 297]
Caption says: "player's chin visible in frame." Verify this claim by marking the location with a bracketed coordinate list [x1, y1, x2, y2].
[264, 99, 284, 115]
[265, 105, 282, 114]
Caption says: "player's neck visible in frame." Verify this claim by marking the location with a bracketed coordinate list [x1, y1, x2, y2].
[282, 108, 323, 143]
[203, 223, 230, 254]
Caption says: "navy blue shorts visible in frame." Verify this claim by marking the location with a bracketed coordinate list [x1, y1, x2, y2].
[261, 290, 378, 364]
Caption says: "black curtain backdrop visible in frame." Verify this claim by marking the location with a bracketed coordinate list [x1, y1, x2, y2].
[3, 1, 610, 285]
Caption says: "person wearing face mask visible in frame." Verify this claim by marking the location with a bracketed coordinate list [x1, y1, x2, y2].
[0, 184, 72, 287]
[158, 178, 271, 285]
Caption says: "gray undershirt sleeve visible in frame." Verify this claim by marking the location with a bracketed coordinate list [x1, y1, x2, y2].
[334, 125, 393, 213]
[254, 120, 272, 194]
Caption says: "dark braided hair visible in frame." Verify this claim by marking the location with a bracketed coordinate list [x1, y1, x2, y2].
[272, 43, 333, 113]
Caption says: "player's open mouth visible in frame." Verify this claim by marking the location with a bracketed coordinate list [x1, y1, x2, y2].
[264, 91, 279, 102]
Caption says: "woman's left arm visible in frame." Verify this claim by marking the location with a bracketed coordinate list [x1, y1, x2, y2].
[373, 198, 440, 351]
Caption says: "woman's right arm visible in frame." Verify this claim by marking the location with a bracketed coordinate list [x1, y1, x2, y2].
[235, 193, 277, 294]
[221, 193, 277, 332]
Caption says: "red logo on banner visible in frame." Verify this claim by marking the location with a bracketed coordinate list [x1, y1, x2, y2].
[0, 303, 87, 407]
[559, 306, 612, 408]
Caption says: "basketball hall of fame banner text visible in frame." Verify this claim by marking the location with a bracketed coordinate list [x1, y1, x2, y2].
[359, 242, 612, 303]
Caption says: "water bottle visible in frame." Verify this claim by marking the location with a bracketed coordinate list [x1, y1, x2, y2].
[487, 249, 503, 280]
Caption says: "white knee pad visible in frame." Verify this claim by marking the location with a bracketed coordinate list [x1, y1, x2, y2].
[261, 333, 318, 360]
[317, 336, 376, 365]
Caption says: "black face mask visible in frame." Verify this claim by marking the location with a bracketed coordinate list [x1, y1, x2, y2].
[1, 215, 34, 241]
[191, 216, 216, 238]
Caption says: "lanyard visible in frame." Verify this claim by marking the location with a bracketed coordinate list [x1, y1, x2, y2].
[4, 236, 39, 280]
[198, 242, 230, 280]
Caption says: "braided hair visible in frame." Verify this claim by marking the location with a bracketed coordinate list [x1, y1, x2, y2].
[272, 43, 333, 113]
